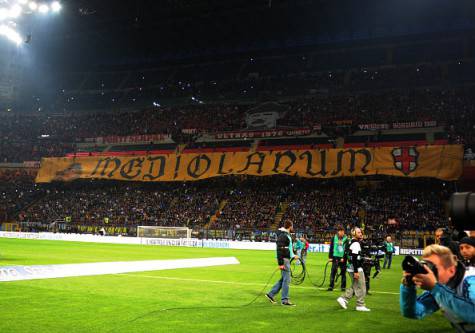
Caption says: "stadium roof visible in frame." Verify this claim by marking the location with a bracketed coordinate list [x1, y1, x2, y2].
[30, 0, 474, 69]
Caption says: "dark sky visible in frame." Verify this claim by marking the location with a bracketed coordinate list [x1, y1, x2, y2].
[21, 0, 475, 70]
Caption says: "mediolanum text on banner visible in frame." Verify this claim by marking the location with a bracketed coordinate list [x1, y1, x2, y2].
[36, 145, 463, 183]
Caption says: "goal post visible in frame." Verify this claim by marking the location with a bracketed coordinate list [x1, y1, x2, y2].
[137, 226, 192, 239]
[1, 222, 20, 232]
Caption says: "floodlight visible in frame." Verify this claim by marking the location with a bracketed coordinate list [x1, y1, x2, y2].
[0, 8, 8, 20]
[0, 24, 22, 45]
[50, 1, 60, 12]
[38, 3, 48, 13]
[28, 2, 37, 10]
[9, 4, 22, 18]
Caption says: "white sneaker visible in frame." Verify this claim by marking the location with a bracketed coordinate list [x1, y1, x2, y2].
[356, 306, 371, 312]
[337, 297, 347, 309]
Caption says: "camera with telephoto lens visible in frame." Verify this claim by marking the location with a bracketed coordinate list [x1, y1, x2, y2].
[432, 192, 475, 260]
[361, 238, 386, 278]
[362, 238, 386, 261]
[402, 255, 439, 285]
[449, 192, 475, 231]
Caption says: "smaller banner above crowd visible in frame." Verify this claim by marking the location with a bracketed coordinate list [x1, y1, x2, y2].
[215, 128, 314, 140]
[357, 121, 438, 131]
[84, 134, 171, 144]
[36, 145, 463, 183]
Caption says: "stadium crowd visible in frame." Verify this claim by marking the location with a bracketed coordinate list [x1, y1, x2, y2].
[1, 176, 450, 240]
[20, 181, 221, 230]
[283, 178, 449, 236]
[1, 84, 474, 163]
[0, 52, 470, 241]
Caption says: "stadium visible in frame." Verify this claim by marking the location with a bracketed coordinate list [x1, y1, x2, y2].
[0, 0, 474, 332]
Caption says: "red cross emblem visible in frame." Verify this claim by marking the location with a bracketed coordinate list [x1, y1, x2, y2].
[391, 147, 419, 175]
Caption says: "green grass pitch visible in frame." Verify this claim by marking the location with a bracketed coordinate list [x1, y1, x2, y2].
[0, 238, 450, 333]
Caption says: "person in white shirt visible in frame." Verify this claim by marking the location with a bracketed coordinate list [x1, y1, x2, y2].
[337, 227, 370, 312]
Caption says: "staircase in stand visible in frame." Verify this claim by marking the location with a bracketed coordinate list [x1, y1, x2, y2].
[272, 201, 289, 229]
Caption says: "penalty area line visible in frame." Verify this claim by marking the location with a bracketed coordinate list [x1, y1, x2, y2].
[118, 273, 400, 295]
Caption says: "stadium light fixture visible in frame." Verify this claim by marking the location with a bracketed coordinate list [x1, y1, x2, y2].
[51, 1, 60, 12]
[0, 1, 61, 45]
[0, 24, 22, 45]
[0, 8, 8, 20]
[28, 1, 37, 11]
[9, 4, 22, 18]
[38, 3, 49, 13]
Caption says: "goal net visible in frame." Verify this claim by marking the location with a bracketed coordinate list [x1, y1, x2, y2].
[137, 226, 192, 239]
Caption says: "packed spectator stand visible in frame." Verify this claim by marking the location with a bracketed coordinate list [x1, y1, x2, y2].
[1, 35, 474, 245]
[0, 174, 453, 243]
[1, 84, 474, 163]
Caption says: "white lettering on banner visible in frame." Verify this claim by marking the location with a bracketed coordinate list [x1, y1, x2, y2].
[0, 257, 240, 282]
[93, 134, 170, 144]
[392, 122, 424, 129]
[399, 248, 423, 256]
[213, 128, 314, 140]
[308, 243, 330, 253]
[23, 161, 41, 168]
[358, 123, 391, 131]
[358, 121, 437, 131]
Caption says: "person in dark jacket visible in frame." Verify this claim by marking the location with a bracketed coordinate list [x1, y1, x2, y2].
[460, 237, 475, 267]
[265, 220, 298, 306]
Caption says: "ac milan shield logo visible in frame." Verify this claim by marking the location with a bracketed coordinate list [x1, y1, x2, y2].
[392, 147, 419, 175]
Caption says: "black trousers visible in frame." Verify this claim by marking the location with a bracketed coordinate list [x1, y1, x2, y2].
[363, 264, 371, 292]
[329, 258, 346, 289]
[362, 259, 380, 292]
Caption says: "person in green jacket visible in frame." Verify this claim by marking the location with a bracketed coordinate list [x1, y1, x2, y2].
[294, 236, 305, 265]
[383, 236, 395, 269]
[328, 225, 348, 291]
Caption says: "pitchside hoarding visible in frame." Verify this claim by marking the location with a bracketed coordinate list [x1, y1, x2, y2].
[0, 232, 407, 254]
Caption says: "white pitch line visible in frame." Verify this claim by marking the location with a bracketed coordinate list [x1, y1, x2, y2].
[0, 257, 240, 282]
[119, 273, 400, 295]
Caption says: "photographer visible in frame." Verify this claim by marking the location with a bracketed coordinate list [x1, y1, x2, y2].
[435, 228, 445, 244]
[266, 220, 298, 306]
[337, 227, 370, 312]
[460, 237, 475, 267]
[383, 236, 395, 269]
[435, 227, 463, 260]
[400, 244, 475, 332]
[327, 225, 348, 291]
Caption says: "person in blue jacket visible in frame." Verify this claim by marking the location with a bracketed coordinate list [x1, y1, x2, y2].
[400, 244, 475, 332]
